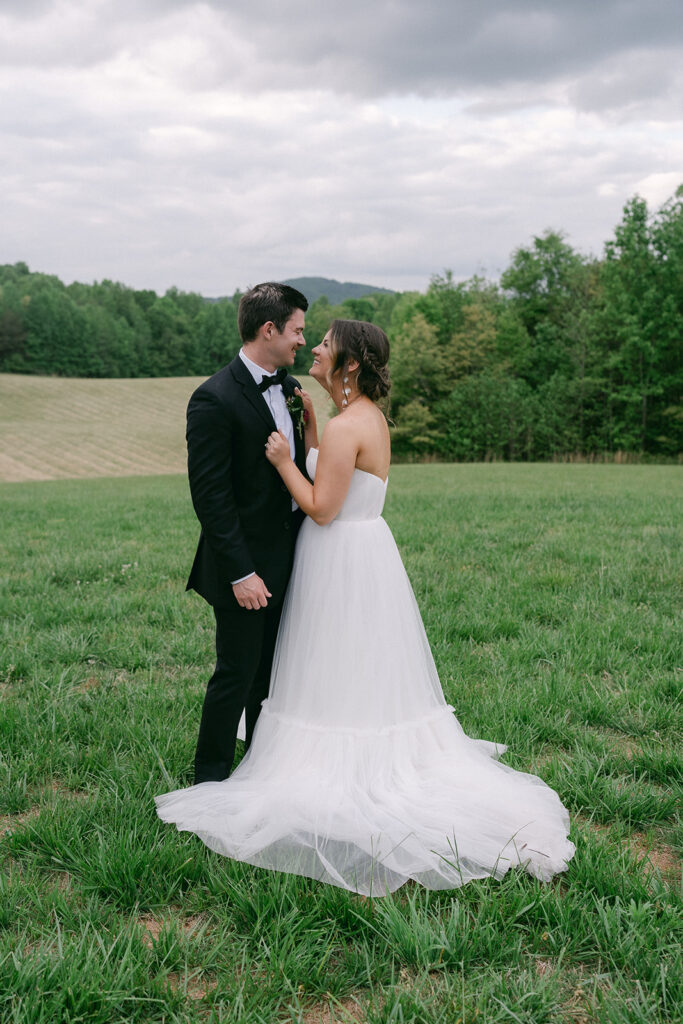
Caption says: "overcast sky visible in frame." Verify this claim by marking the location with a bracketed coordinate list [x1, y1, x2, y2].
[1, 0, 682, 296]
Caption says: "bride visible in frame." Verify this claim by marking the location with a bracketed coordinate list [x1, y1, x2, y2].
[156, 319, 575, 895]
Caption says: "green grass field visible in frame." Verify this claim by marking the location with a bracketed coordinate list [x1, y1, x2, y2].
[1, 462, 681, 1023]
[0, 374, 332, 482]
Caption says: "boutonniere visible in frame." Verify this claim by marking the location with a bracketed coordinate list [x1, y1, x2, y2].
[286, 394, 309, 439]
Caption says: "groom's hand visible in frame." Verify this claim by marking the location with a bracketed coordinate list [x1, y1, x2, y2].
[232, 574, 272, 610]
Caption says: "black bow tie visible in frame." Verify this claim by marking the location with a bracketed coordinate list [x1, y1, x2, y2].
[258, 367, 287, 392]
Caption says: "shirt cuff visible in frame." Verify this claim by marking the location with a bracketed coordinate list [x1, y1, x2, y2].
[231, 571, 256, 585]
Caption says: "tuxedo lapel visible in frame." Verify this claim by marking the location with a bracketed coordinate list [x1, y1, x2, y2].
[294, 420, 305, 472]
[229, 355, 276, 431]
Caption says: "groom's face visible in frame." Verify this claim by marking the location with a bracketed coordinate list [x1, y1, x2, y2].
[268, 308, 306, 367]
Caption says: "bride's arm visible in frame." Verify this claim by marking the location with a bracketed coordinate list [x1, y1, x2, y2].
[266, 418, 357, 525]
[299, 388, 319, 454]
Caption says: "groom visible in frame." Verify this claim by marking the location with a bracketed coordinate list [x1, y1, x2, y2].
[186, 282, 309, 783]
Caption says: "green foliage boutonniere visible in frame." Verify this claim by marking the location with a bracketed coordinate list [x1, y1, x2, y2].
[286, 394, 308, 439]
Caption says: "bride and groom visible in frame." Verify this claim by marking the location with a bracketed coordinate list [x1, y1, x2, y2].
[156, 282, 575, 895]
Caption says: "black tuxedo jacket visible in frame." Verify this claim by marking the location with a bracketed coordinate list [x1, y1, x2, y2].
[186, 355, 307, 608]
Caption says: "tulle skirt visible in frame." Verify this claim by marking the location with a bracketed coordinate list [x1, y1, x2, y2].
[156, 515, 575, 895]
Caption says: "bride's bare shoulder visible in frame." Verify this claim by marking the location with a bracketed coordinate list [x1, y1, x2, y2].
[326, 400, 385, 430]
[318, 414, 360, 457]
[320, 413, 353, 438]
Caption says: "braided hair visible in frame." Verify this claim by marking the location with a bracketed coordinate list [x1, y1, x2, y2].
[328, 319, 391, 401]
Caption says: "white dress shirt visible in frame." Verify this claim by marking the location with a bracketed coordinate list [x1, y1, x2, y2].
[231, 348, 297, 585]
[239, 348, 296, 460]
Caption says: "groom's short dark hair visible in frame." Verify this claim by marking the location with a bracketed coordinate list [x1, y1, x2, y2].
[238, 282, 309, 342]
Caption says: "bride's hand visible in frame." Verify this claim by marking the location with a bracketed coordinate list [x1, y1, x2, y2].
[295, 387, 314, 418]
[265, 430, 291, 467]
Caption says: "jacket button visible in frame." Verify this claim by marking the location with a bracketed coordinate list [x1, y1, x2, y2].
[283, 521, 290, 530]
[281, 484, 288, 492]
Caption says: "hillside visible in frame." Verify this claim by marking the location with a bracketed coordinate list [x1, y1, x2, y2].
[206, 277, 395, 304]
[282, 277, 395, 304]
[0, 374, 331, 482]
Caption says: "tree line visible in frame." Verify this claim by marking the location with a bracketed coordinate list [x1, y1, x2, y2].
[1, 188, 681, 460]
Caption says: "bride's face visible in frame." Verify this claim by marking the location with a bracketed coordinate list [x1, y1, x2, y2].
[310, 331, 335, 386]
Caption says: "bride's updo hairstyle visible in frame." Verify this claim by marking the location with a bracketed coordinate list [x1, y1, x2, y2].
[328, 319, 391, 402]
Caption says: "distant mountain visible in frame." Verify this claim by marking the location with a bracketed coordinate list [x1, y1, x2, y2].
[282, 277, 395, 304]
[204, 276, 395, 305]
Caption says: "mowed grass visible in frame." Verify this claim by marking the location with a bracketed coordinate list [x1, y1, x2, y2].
[0, 374, 332, 482]
[1, 464, 681, 1023]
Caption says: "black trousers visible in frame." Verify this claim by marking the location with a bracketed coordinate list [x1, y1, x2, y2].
[193, 595, 285, 784]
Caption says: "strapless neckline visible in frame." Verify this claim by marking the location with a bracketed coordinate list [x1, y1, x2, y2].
[306, 448, 387, 521]
[307, 448, 387, 486]
[353, 466, 388, 487]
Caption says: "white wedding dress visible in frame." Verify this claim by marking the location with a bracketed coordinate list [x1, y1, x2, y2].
[156, 449, 575, 895]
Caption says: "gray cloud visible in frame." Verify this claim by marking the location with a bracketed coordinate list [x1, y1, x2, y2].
[309, 0, 676, 98]
[2, 1, 682, 100]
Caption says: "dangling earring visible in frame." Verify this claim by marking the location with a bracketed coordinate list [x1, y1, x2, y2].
[342, 370, 350, 409]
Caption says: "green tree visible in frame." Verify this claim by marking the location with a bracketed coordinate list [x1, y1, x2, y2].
[449, 302, 498, 377]
[501, 230, 584, 387]
[648, 186, 683, 453]
[0, 280, 28, 371]
[389, 312, 451, 411]
[0, 307, 27, 370]
[600, 196, 674, 451]
[391, 399, 441, 458]
[23, 284, 92, 375]
[413, 270, 467, 345]
[143, 293, 199, 375]
[557, 260, 608, 452]
[435, 373, 535, 461]
[194, 298, 241, 373]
